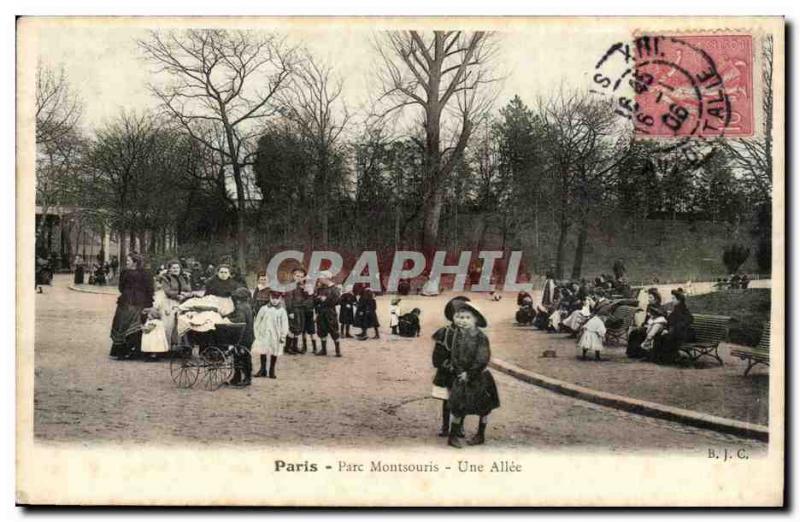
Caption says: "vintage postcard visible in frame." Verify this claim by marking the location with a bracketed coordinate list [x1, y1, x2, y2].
[16, 16, 785, 506]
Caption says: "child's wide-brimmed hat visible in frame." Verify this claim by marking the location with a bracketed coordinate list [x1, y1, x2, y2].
[453, 300, 488, 328]
[391, 297, 402, 305]
[269, 290, 283, 298]
[444, 295, 471, 321]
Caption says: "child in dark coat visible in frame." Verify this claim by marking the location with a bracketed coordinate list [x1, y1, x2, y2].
[431, 296, 470, 438]
[338, 285, 356, 338]
[284, 267, 316, 354]
[446, 301, 500, 448]
[313, 270, 342, 357]
[225, 287, 255, 387]
[355, 288, 380, 340]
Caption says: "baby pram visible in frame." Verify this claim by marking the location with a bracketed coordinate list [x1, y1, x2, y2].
[169, 322, 248, 391]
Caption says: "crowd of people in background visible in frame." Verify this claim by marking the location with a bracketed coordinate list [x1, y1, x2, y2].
[515, 262, 697, 366]
[106, 254, 423, 387]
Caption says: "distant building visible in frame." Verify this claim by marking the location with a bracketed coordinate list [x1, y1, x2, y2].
[35, 206, 118, 270]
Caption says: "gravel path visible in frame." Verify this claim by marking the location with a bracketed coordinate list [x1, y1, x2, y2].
[33, 276, 766, 453]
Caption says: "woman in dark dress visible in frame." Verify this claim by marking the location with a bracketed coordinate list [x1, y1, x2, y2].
[203, 264, 241, 298]
[653, 289, 695, 364]
[109, 254, 154, 359]
[354, 288, 380, 339]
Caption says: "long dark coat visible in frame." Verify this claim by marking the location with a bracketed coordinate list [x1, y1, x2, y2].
[338, 291, 356, 325]
[355, 291, 379, 329]
[109, 268, 154, 358]
[654, 302, 695, 363]
[432, 326, 457, 388]
[447, 327, 500, 417]
[314, 284, 340, 336]
[284, 283, 314, 335]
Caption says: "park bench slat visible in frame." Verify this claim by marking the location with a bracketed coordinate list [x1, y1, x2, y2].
[731, 322, 770, 375]
[679, 314, 731, 367]
[605, 305, 638, 346]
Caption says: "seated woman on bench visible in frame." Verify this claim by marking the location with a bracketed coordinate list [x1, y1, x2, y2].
[651, 289, 695, 364]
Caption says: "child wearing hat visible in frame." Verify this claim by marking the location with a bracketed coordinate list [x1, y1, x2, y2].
[431, 296, 470, 438]
[444, 300, 500, 448]
[252, 290, 289, 378]
[313, 270, 342, 357]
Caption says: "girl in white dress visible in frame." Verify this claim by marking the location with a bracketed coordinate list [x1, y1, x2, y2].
[577, 314, 607, 361]
[252, 291, 289, 379]
[141, 308, 169, 358]
[389, 297, 402, 335]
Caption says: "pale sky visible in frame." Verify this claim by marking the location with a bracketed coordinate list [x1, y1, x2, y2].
[28, 17, 635, 132]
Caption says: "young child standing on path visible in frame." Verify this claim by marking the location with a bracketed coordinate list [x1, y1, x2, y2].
[446, 301, 501, 448]
[389, 297, 402, 335]
[338, 284, 356, 338]
[354, 288, 380, 340]
[226, 288, 255, 387]
[253, 290, 289, 379]
[284, 267, 315, 355]
[577, 312, 607, 361]
[313, 270, 342, 357]
[431, 296, 471, 439]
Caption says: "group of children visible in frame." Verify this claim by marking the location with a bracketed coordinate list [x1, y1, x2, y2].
[140, 262, 430, 387]
[514, 273, 630, 361]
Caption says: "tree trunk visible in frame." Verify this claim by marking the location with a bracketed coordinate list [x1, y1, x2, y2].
[571, 216, 589, 280]
[554, 210, 569, 279]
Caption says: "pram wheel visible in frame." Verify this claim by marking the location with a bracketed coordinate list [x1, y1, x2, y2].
[200, 346, 234, 391]
[170, 357, 200, 388]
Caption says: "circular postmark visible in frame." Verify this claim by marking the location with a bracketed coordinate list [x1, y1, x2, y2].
[590, 35, 732, 167]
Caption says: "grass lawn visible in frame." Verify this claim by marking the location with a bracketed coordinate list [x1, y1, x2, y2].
[687, 288, 771, 347]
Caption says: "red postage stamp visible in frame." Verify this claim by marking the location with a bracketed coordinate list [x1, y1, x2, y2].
[594, 34, 754, 138]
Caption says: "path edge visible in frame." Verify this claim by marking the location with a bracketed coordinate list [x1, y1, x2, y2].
[490, 358, 769, 442]
[67, 284, 119, 296]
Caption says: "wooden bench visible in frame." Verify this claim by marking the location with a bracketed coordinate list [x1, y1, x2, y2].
[730, 322, 770, 376]
[679, 314, 731, 366]
[605, 305, 638, 345]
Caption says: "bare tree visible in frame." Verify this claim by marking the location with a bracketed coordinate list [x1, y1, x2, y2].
[35, 63, 84, 252]
[539, 92, 628, 279]
[35, 129, 87, 252]
[723, 35, 773, 204]
[373, 30, 498, 254]
[139, 29, 297, 271]
[36, 64, 83, 147]
[279, 52, 349, 247]
[87, 112, 159, 262]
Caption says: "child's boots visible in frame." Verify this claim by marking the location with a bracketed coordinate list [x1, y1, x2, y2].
[467, 421, 487, 446]
[268, 355, 277, 379]
[254, 355, 268, 377]
[447, 421, 464, 449]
